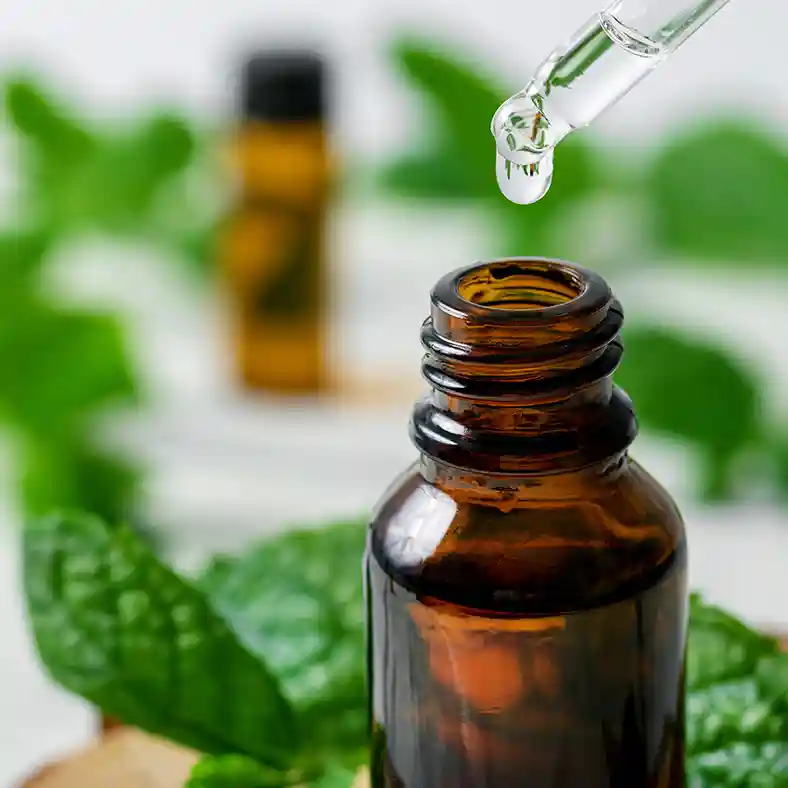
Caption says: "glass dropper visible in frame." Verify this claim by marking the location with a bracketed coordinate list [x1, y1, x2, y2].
[492, 0, 734, 204]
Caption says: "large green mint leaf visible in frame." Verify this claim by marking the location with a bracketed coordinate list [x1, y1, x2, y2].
[201, 520, 368, 765]
[687, 596, 788, 786]
[616, 326, 761, 501]
[24, 511, 300, 767]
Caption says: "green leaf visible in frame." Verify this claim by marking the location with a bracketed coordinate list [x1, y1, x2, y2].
[0, 307, 137, 436]
[379, 153, 491, 201]
[186, 755, 293, 788]
[686, 596, 788, 785]
[688, 743, 788, 787]
[380, 39, 598, 256]
[383, 38, 506, 199]
[24, 511, 300, 767]
[648, 121, 788, 264]
[495, 135, 597, 255]
[4, 77, 94, 164]
[687, 595, 779, 691]
[6, 78, 198, 234]
[0, 229, 53, 286]
[84, 113, 197, 233]
[19, 438, 140, 523]
[136, 113, 196, 179]
[202, 520, 368, 764]
[186, 756, 357, 788]
[308, 763, 359, 787]
[616, 326, 761, 500]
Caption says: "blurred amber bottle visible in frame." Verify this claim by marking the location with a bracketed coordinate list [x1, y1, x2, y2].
[366, 259, 688, 788]
[220, 52, 330, 393]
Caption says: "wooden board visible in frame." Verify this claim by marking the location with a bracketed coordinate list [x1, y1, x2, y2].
[21, 637, 788, 788]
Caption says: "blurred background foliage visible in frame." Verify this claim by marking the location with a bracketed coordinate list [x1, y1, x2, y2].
[380, 37, 784, 504]
[1, 34, 788, 522]
[0, 75, 214, 527]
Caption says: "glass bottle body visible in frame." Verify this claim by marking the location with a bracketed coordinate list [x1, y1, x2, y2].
[365, 259, 688, 788]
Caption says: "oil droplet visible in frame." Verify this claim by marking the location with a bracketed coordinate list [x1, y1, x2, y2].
[495, 150, 554, 205]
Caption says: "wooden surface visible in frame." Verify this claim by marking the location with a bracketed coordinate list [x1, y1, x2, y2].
[21, 729, 199, 788]
[21, 637, 788, 788]
[20, 728, 371, 788]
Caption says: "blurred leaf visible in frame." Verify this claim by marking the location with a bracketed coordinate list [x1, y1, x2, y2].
[25, 511, 300, 766]
[20, 437, 139, 524]
[648, 121, 788, 264]
[382, 38, 506, 199]
[175, 221, 219, 275]
[616, 327, 761, 500]
[380, 152, 491, 201]
[43, 117, 197, 234]
[202, 520, 368, 766]
[137, 113, 196, 178]
[0, 229, 52, 281]
[495, 135, 597, 255]
[6, 78, 199, 234]
[0, 307, 137, 436]
[4, 77, 94, 164]
[381, 39, 599, 259]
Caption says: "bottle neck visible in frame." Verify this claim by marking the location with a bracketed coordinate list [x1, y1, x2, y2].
[419, 452, 630, 505]
[410, 259, 637, 475]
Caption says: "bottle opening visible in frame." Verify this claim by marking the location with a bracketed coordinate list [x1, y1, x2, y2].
[457, 260, 586, 311]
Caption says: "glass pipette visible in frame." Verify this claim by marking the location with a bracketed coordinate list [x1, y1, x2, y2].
[492, 0, 735, 204]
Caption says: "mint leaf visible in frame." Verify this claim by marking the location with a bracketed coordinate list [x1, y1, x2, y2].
[5, 77, 94, 164]
[0, 307, 137, 437]
[380, 40, 597, 258]
[202, 520, 368, 765]
[80, 114, 196, 234]
[19, 438, 139, 524]
[24, 511, 300, 767]
[688, 595, 779, 691]
[308, 763, 359, 787]
[186, 756, 357, 788]
[137, 113, 196, 179]
[186, 755, 293, 788]
[0, 230, 52, 286]
[494, 135, 596, 256]
[385, 38, 505, 199]
[648, 121, 788, 264]
[687, 596, 788, 785]
[6, 77, 198, 235]
[616, 327, 761, 501]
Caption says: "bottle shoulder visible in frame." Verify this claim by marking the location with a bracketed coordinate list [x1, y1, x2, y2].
[368, 458, 686, 616]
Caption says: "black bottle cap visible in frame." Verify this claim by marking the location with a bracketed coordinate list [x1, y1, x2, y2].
[240, 51, 326, 122]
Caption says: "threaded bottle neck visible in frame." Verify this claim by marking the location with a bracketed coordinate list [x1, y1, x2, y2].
[411, 259, 637, 474]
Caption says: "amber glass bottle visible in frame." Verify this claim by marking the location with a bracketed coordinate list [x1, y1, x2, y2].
[366, 258, 688, 788]
[220, 52, 329, 393]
